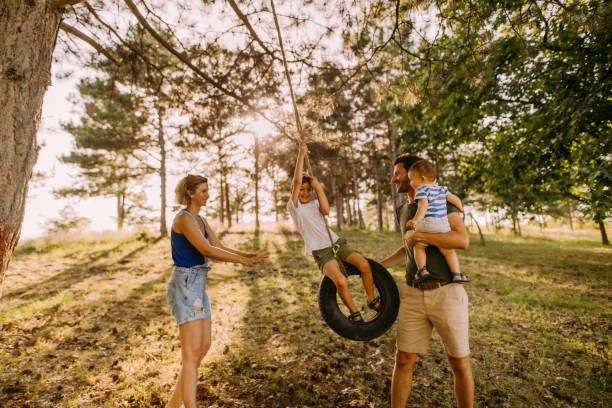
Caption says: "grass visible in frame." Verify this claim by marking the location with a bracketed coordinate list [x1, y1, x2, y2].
[0, 225, 610, 407]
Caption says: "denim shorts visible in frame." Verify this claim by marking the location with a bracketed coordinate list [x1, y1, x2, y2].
[166, 264, 211, 325]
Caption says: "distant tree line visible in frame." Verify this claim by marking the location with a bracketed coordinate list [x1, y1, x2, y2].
[1, 0, 609, 296]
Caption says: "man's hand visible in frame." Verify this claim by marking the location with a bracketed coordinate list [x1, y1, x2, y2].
[405, 219, 416, 230]
[403, 229, 416, 247]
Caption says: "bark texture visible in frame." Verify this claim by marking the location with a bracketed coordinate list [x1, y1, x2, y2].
[0, 0, 63, 297]
[157, 106, 167, 237]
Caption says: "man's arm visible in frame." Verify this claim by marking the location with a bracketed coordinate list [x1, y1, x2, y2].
[404, 212, 469, 250]
[380, 246, 406, 269]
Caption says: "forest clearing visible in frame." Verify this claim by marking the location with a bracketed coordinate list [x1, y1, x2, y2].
[1, 225, 609, 407]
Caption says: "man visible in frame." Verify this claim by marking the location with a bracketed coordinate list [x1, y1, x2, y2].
[380, 153, 474, 408]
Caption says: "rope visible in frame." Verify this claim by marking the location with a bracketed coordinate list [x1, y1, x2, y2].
[270, 0, 347, 277]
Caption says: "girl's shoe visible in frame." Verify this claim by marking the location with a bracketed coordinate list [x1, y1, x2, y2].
[348, 311, 363, 323]
[367, 296, 382, 312]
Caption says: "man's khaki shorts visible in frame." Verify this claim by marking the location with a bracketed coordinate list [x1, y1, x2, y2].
[396, 283, 470, 358]
[311, 238, 356, 271]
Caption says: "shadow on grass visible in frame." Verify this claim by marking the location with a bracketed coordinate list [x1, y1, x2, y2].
[3, 237, 162, 304]
[0, 268, 173, 407]
[196, 231, 398, 408]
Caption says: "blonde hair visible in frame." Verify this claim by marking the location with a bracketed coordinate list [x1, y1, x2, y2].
[409, 159, 437, 180]
[175, 174, 208, 205]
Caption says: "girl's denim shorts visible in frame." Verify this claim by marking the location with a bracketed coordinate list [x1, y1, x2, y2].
[166, 264, 211, 325]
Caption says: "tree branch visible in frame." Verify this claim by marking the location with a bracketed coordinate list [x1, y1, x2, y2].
[226, 0, 274, 56]
[83, 3, 168, 87]
[53, 0, 86, 9]
[123, 0, 247, 104]
[59, 22, 120, 66]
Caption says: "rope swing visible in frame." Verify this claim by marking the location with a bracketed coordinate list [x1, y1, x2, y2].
[269, 1, 399, 341]
[270, 0, 348, 277]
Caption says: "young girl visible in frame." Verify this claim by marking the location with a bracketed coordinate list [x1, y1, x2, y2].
[287, 143, 380, 322]
[165, 174, 268, 408]
[405, 159, 470, 283]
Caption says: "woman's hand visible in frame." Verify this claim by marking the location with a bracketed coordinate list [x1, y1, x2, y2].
[242, 249, 269, 266]
[250, 249, 269, 262]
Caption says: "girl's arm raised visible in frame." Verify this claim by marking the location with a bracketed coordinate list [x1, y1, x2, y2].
[290, 143, 308, 207]
[311, 177, 330, 215]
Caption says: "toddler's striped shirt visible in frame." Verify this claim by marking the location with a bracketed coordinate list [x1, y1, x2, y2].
[414, 184, 449, 218]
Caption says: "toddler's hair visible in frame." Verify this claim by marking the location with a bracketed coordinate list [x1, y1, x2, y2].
[301, 174, 312, 185]
[409, 159, 437, 180]
[175, 174, 208, 205]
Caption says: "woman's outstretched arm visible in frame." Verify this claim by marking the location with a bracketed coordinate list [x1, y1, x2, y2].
[178, 213, 264, 266]
[204, 219, 268, 259]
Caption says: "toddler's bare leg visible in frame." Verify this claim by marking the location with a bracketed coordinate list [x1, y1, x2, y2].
[413, 244, 429, 279]
[439, 248, 461, 280]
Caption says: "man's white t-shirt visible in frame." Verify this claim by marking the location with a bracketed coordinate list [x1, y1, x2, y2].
[287, 199, 338, 256]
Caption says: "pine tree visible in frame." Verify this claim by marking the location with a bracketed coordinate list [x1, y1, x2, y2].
[57, 76, 152, 230]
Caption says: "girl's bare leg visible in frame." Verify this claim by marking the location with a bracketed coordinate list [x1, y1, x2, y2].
[344, 252, 376, 304]
[322, 259, 359, 314]
[166, 318, 212, 408]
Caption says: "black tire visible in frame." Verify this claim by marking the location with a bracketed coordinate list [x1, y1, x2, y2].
[317, 258, 400, 341]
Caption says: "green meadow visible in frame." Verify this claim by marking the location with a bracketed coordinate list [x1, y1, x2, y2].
[1, 226, 610, 407]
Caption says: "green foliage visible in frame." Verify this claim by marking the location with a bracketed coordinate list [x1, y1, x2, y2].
[382, 0, 611, 240]
[58, 75, 153, 229]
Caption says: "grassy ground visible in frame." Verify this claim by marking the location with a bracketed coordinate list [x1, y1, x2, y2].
[1, 225, 610, 407]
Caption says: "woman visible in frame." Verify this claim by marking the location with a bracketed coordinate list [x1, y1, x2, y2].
[166, 174, 267, 408]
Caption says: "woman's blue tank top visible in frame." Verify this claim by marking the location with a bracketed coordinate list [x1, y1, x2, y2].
[171, 209, 209, 268]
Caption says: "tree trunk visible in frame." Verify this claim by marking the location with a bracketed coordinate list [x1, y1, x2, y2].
[332, 178, 342, 230]
[386, 123, 400, 232]
[224, 175, 231, 228]
[0, 1, 63, 297]
[117, 189, 126, 230]
[254, 136, 260, 231]
[567, 201, 574, 232]
[273, 181, 279, 222]
[345, 194, 353, 226]
[219, 181, 225, 224]
[374, 161, 383, 231]
[157, 105, 167, 237]
[599, 221, 609, 245]
[468, 213, 485, 246]
[349, 153, 364, 229]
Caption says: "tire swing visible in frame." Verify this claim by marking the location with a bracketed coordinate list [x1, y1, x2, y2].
[318, 259, 399, 341]
[270, 1, 399, 341]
